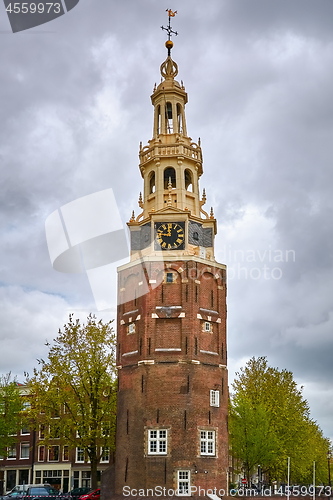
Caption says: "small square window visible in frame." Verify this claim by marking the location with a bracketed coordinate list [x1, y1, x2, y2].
[205, 322, 211, 332]
[166, 273, 173, 283]
[7, 445, 16, 459]
[210, 390, 220, 407]
[21, 426, 30, 435]
[128, 323, 135, 334]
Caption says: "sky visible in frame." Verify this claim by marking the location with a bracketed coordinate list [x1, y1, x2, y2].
[0, 0, 332, 444]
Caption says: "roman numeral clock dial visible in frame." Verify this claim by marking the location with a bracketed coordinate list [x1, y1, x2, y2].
[155, 222, 185, 250]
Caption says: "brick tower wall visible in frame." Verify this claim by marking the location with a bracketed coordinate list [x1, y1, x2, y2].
[115, 258, 228, 495]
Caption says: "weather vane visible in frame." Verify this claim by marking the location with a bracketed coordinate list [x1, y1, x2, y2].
[161, 9, 178, 55]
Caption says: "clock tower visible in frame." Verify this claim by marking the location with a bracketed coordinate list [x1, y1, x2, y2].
[115, 23, 228, 497]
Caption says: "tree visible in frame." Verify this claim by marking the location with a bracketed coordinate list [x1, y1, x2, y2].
[229, 357, 331, 484]
[26, 314, 117, 489]
[229, 397, 278, 483]
[0, 373, 24, 458]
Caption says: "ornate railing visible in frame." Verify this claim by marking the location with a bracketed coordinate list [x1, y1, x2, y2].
[139, 142, 202, 165]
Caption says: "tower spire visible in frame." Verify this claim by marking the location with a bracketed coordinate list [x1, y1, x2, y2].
[161, 9, 178, 55]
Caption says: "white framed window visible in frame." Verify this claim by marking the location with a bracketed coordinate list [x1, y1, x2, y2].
[200, 430, 215, 456]
[39, 424, 45, 439]
[148, 429, 167, 455]
[20, 442, 30, 459]
[128, 323, 135, 334]
[21, 425, 30, 435]
[204, 321, 212, 332]
[177, 470, 190, 496]
[210, 390, 219, 407]
[22, 400, 31, 410]
[76, 447, 84, 462]
[38, 445, 45, 462]
[7, 445, 16, 459]
[102, 422, 110, 437]
[63, 445, 69, 461]
[100, 447, 110, 463]
[48, 445, 59, 462]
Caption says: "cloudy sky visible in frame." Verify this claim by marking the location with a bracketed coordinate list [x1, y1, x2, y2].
[1, 0, 332, 443]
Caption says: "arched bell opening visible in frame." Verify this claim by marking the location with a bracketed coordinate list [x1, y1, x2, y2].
[165, 102, 173, 133]
[177, 103, 183, 134]
[184, 169, 193, 192]
[156, 105, 161, 135]
[149, 171, 156, 194]
[164, 167, 176, 189]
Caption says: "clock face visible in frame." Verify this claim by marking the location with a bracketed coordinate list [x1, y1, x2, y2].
[155, 222, 185, 250]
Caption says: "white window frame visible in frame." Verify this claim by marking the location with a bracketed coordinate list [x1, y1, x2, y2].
[148, 429, 167, 455]
[20, 442, 30, 459]
[204, 321, 212, 332]
[200, 430, 216, 456]
[177, 470, 191, 496]
[100, 446, 110, 463]
[128, 323, 135, 334]
[48, 445, 60, 462]
[22, 400, 31, 410]
[38, 445, 45, 462]
[210, 390, 220, 407]
[39, 424, 46, 439]
[76, 447, 85, 463]
[21, 426, 30, 435]
[63, 445, 69, 461]
[7, 445, 16, 459]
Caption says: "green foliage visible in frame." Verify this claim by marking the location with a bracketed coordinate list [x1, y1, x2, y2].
[230, 356, 331, 484]
[229, 397, 278, 481]
[0, 373, 24, 457]
[26, 314, 117, 489]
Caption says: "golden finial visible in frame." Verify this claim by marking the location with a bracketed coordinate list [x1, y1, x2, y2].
[138, 192, 143, 209]
[167, 176, 172, 206]
[202, 188, 206, 204]
[130, 210, 135, 222]
[153, 83, 156, 92]
[210, 207, 214, 219]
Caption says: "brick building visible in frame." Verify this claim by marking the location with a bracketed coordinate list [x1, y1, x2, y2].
[0, 385, 111, 494]
[115, 34, 228, 496]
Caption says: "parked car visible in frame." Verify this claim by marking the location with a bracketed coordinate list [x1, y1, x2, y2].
[1, 485, 27, 500]
[79, 489, 100, 500]
[62, 489, 91, 499]
[15, 485, 62, 500]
